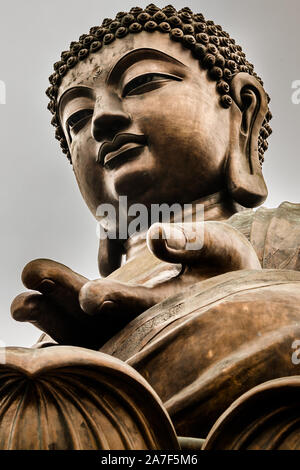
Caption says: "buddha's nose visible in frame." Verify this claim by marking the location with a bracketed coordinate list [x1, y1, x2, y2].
[92, 94, 131, 142]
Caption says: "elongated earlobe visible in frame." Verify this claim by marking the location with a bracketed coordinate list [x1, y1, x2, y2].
[226, 72, 268, 208]
[98, 236, 124, 277]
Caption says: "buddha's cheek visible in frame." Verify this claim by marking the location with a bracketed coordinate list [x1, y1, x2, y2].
[71, 140, 109, 216]
[132, 93, 229, 200]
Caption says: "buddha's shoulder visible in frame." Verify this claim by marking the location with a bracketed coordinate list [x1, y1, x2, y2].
[227, 201, 300, 270]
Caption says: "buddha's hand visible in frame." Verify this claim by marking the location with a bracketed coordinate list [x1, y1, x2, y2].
[147, 221, 261, 280]
[76, 221, 261, 326]
[10, 259, 158, 350]
[10, 223, 261, 349]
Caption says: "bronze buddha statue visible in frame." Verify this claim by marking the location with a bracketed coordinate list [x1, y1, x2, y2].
[4, 4, 300, 450]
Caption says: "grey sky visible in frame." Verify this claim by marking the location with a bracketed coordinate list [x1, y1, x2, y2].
[0, 0, 299, 347]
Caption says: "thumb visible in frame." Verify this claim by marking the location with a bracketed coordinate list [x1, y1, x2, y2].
[79, 279, 158, 319]
[146, 222, 204, 264]
[147, 221, 261, 271]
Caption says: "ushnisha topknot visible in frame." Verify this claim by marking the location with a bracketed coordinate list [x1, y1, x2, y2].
[46, 4, 272, 165]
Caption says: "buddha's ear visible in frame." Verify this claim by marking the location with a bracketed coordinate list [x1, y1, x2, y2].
[226, 72, 268, 207]
[98, 237, 124, 277]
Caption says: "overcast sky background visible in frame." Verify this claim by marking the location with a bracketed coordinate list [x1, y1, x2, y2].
[0, 0, 299, 347]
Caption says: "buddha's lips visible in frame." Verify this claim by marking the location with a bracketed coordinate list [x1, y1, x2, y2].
[98, 133, 147, 168]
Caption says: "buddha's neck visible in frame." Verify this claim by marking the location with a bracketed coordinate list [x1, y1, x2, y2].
[124, 191, 245, 262]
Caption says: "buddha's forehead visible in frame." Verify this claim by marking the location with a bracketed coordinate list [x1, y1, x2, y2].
[57, 31, 200, 99]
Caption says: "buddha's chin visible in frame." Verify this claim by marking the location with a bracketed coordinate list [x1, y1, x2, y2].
[113, 168, 155, 203]
[109, 157, 157, 203]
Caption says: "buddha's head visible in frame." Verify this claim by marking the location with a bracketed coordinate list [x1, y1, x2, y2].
[46, 4, 272, 273]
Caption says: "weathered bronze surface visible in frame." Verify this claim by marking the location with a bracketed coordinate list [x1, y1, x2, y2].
[5, 4, 300, 449]
[0, 346, 178, 449]
[203, 377, 300, 450]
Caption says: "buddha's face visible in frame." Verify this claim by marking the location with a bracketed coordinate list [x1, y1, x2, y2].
[58, 32, 231, 222]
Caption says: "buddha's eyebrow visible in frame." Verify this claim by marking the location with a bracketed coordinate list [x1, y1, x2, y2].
[107, 48, 187, 85]
[58, 86, 93, 120]
[58, 49, 186, 116]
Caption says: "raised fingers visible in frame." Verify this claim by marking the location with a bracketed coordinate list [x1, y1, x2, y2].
[147, 221, 261, 270]
[11, 291, 108, 350]
[21, 259, 88, 317]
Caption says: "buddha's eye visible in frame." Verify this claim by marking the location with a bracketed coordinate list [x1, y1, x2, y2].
[66, 109, 93, 136]
[122, 73, 182, 97]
